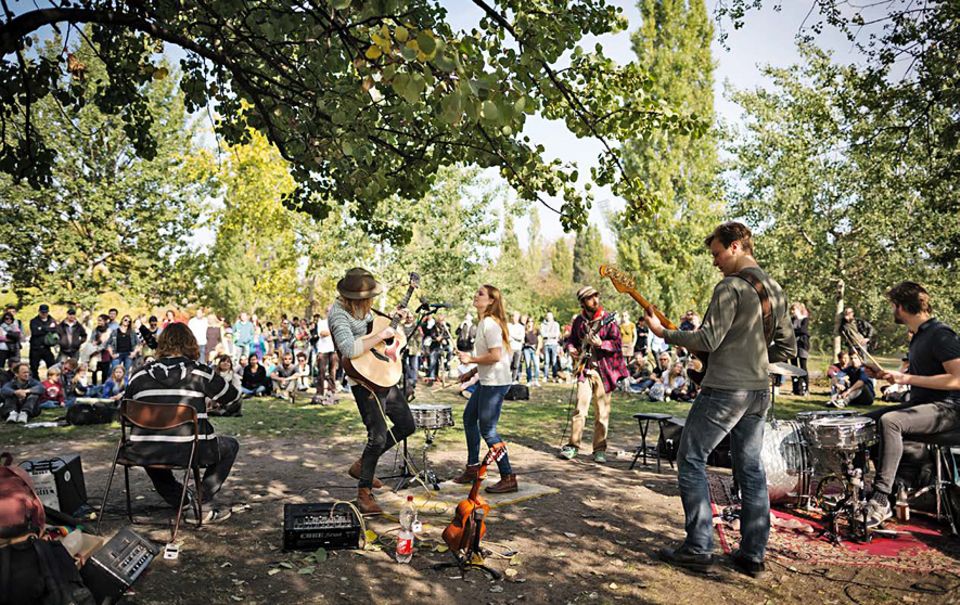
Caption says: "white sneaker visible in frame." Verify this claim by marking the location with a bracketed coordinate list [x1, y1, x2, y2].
[17, 411, 28, 424]
[5, 411, 17, 423]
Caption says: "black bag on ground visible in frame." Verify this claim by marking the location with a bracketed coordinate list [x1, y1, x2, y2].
[66, 404, 115, 426]
[504, 384, 529, 401]
[0, 537, 96, 605]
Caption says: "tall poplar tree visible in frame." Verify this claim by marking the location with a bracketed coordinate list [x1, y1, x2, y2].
[614, 0, 722, 321]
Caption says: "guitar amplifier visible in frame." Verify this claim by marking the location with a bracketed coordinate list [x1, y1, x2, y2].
[282, 503, 362, 551]
[19, 454, 88, 516]
[80, 526, 158, 604]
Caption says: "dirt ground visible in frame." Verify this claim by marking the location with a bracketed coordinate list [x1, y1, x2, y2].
[10, 411, 960, 605]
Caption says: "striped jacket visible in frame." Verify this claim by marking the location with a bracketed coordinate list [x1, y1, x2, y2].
[123, 356, 240, 467]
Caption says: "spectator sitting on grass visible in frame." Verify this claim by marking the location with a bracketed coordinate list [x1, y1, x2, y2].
[270, 352, 301, 402]
[663, 361, 688, 401]
[295, 352, 312, 391]
[2, 362, 43, 424]
[828, 350, 851, 397]
[90, 364, 127, 402]
[39, 366, 66, 409]
[240, 353, 270, 397]
[209, 355, 243, 417]
[830, 353, 875, 408]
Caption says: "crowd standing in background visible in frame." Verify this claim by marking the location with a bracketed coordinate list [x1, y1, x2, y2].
[1, 296, 884, 425]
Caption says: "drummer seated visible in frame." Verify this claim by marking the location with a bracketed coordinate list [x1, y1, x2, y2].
[829, 354, 875, 408]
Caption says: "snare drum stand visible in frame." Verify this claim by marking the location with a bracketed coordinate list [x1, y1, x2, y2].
[817, 449, 872, 544]
[395, 426, 443, 491]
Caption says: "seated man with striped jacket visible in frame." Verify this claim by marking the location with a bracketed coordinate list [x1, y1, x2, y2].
[124, 322, 241, 523]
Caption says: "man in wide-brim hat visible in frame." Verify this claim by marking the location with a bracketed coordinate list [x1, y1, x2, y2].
[327, 267, 415, 515]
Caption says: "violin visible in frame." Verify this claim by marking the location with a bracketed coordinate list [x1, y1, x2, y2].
[442, 443, 506, 554]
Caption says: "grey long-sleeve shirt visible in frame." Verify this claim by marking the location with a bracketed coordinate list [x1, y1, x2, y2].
[663, 266, 797, 391]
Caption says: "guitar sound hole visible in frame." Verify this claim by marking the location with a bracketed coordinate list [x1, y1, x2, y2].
[372, 350, 389, 362]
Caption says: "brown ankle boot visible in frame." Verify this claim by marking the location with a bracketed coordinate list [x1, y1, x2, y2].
[485, 474, 518, 494]
[348, 459, 383, 489]
[356, 487, 383, 515]
[452, 464, 481, 484]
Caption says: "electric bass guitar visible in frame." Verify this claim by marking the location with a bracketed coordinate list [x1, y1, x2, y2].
[599, 265, 709, 385]
[342, 272, 420, 391]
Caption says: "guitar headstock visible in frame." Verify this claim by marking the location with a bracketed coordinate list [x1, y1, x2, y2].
[408, 272, 421, 289]
[598, 265, 635, 293]
[486, 442, 507, 464]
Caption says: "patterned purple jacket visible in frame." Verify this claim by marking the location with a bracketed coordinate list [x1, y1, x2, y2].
[569, 309, 628, 394]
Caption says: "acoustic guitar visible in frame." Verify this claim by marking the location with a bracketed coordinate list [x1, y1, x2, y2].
[599, 265, 709, 385]
[342, 272, 420, 391]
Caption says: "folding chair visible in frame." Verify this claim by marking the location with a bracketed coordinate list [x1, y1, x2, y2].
[97, 399, 204, 543]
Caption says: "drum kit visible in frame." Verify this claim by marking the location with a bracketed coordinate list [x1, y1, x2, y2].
[389, 403, 455, 490]
[760, 363, 879, 543]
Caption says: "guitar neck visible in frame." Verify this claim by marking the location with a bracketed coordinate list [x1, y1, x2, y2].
[624, 291, 677, 331]
[390, 285, 417, 330]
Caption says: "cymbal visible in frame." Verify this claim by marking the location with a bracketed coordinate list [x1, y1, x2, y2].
[768, 362, 807, 377]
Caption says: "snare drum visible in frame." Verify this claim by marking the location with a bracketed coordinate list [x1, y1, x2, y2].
[409, 404, 454, 430]
[796, 410, 858, 446]
[807, 416, 877, 450]
[761, 420, 809, 503]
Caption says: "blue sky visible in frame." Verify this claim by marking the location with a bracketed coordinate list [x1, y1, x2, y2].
[437, 0, 856, 247]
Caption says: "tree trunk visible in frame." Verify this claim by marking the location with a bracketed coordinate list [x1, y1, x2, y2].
[833, 278, 845, 356]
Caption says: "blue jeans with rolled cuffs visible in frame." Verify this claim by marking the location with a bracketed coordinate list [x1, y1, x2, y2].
[677, 386, 771, 562]
[463, 384, 513, 475]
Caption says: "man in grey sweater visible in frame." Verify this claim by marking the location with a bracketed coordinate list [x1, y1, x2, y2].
[644, 221, 796, 578]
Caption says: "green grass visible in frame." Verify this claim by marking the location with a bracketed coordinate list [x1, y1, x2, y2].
[1, 373, 906, 453]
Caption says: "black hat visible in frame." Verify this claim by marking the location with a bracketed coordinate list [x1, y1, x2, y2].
[67, 308, 77, 315]
[336, 268, 383, 300]
[38, 304, 49, 313]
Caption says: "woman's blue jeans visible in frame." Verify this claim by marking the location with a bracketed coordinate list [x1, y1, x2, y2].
[463, 384, 513, 475]
[543, 344, 559, 380]
[522, 347, 540, 382]
[677, 386, 771, 562]
[111, 353, 133, 374]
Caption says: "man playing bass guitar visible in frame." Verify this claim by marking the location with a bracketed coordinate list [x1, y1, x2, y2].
[644, 222, 795, 577]
[559, 285, 628, 464]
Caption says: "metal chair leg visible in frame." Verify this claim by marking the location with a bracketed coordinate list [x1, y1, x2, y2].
[172, 466, 192, 544]
[97, 452, 122, 536]
[193, 466, 203, 528]
[935, 446, 943, 520]
[123, 466, 133, 523]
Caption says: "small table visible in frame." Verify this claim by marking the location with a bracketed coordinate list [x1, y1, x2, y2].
[630, 413, 674, 472]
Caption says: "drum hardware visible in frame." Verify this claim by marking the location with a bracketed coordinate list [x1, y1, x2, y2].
[813, 447, 873, 544]
[387, 404, 455, 491]
[803, 416, 878, 543]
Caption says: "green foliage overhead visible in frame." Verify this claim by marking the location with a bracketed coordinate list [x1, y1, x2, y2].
[0, 0, 708, 241]
[716, 1, 960, 261]
[0, 36, 211, 307]
[614, 0, 722, 321]
[727, 44, 960, 352]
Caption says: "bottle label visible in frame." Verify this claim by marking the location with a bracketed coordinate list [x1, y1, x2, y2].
[396, 536, 413, 556]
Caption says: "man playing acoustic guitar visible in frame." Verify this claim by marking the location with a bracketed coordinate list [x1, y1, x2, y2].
[558, 285, 628, 464]
[644, 222, 795, 577]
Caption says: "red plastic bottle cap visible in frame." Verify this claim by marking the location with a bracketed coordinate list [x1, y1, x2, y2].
[407, 495, 413, 502]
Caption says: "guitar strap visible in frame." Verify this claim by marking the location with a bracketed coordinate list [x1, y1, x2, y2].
[732, 270, 776, 346]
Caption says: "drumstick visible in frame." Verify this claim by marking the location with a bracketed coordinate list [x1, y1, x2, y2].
[841, 329, 886, 373]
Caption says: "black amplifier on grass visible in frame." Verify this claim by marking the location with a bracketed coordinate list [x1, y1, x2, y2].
[282, 503, 362, 551]
[19, 454, 88, 517]
[80, 526, 159, 604]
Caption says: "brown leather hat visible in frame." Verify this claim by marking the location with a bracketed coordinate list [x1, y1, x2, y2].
[336, 267, 383, 300]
